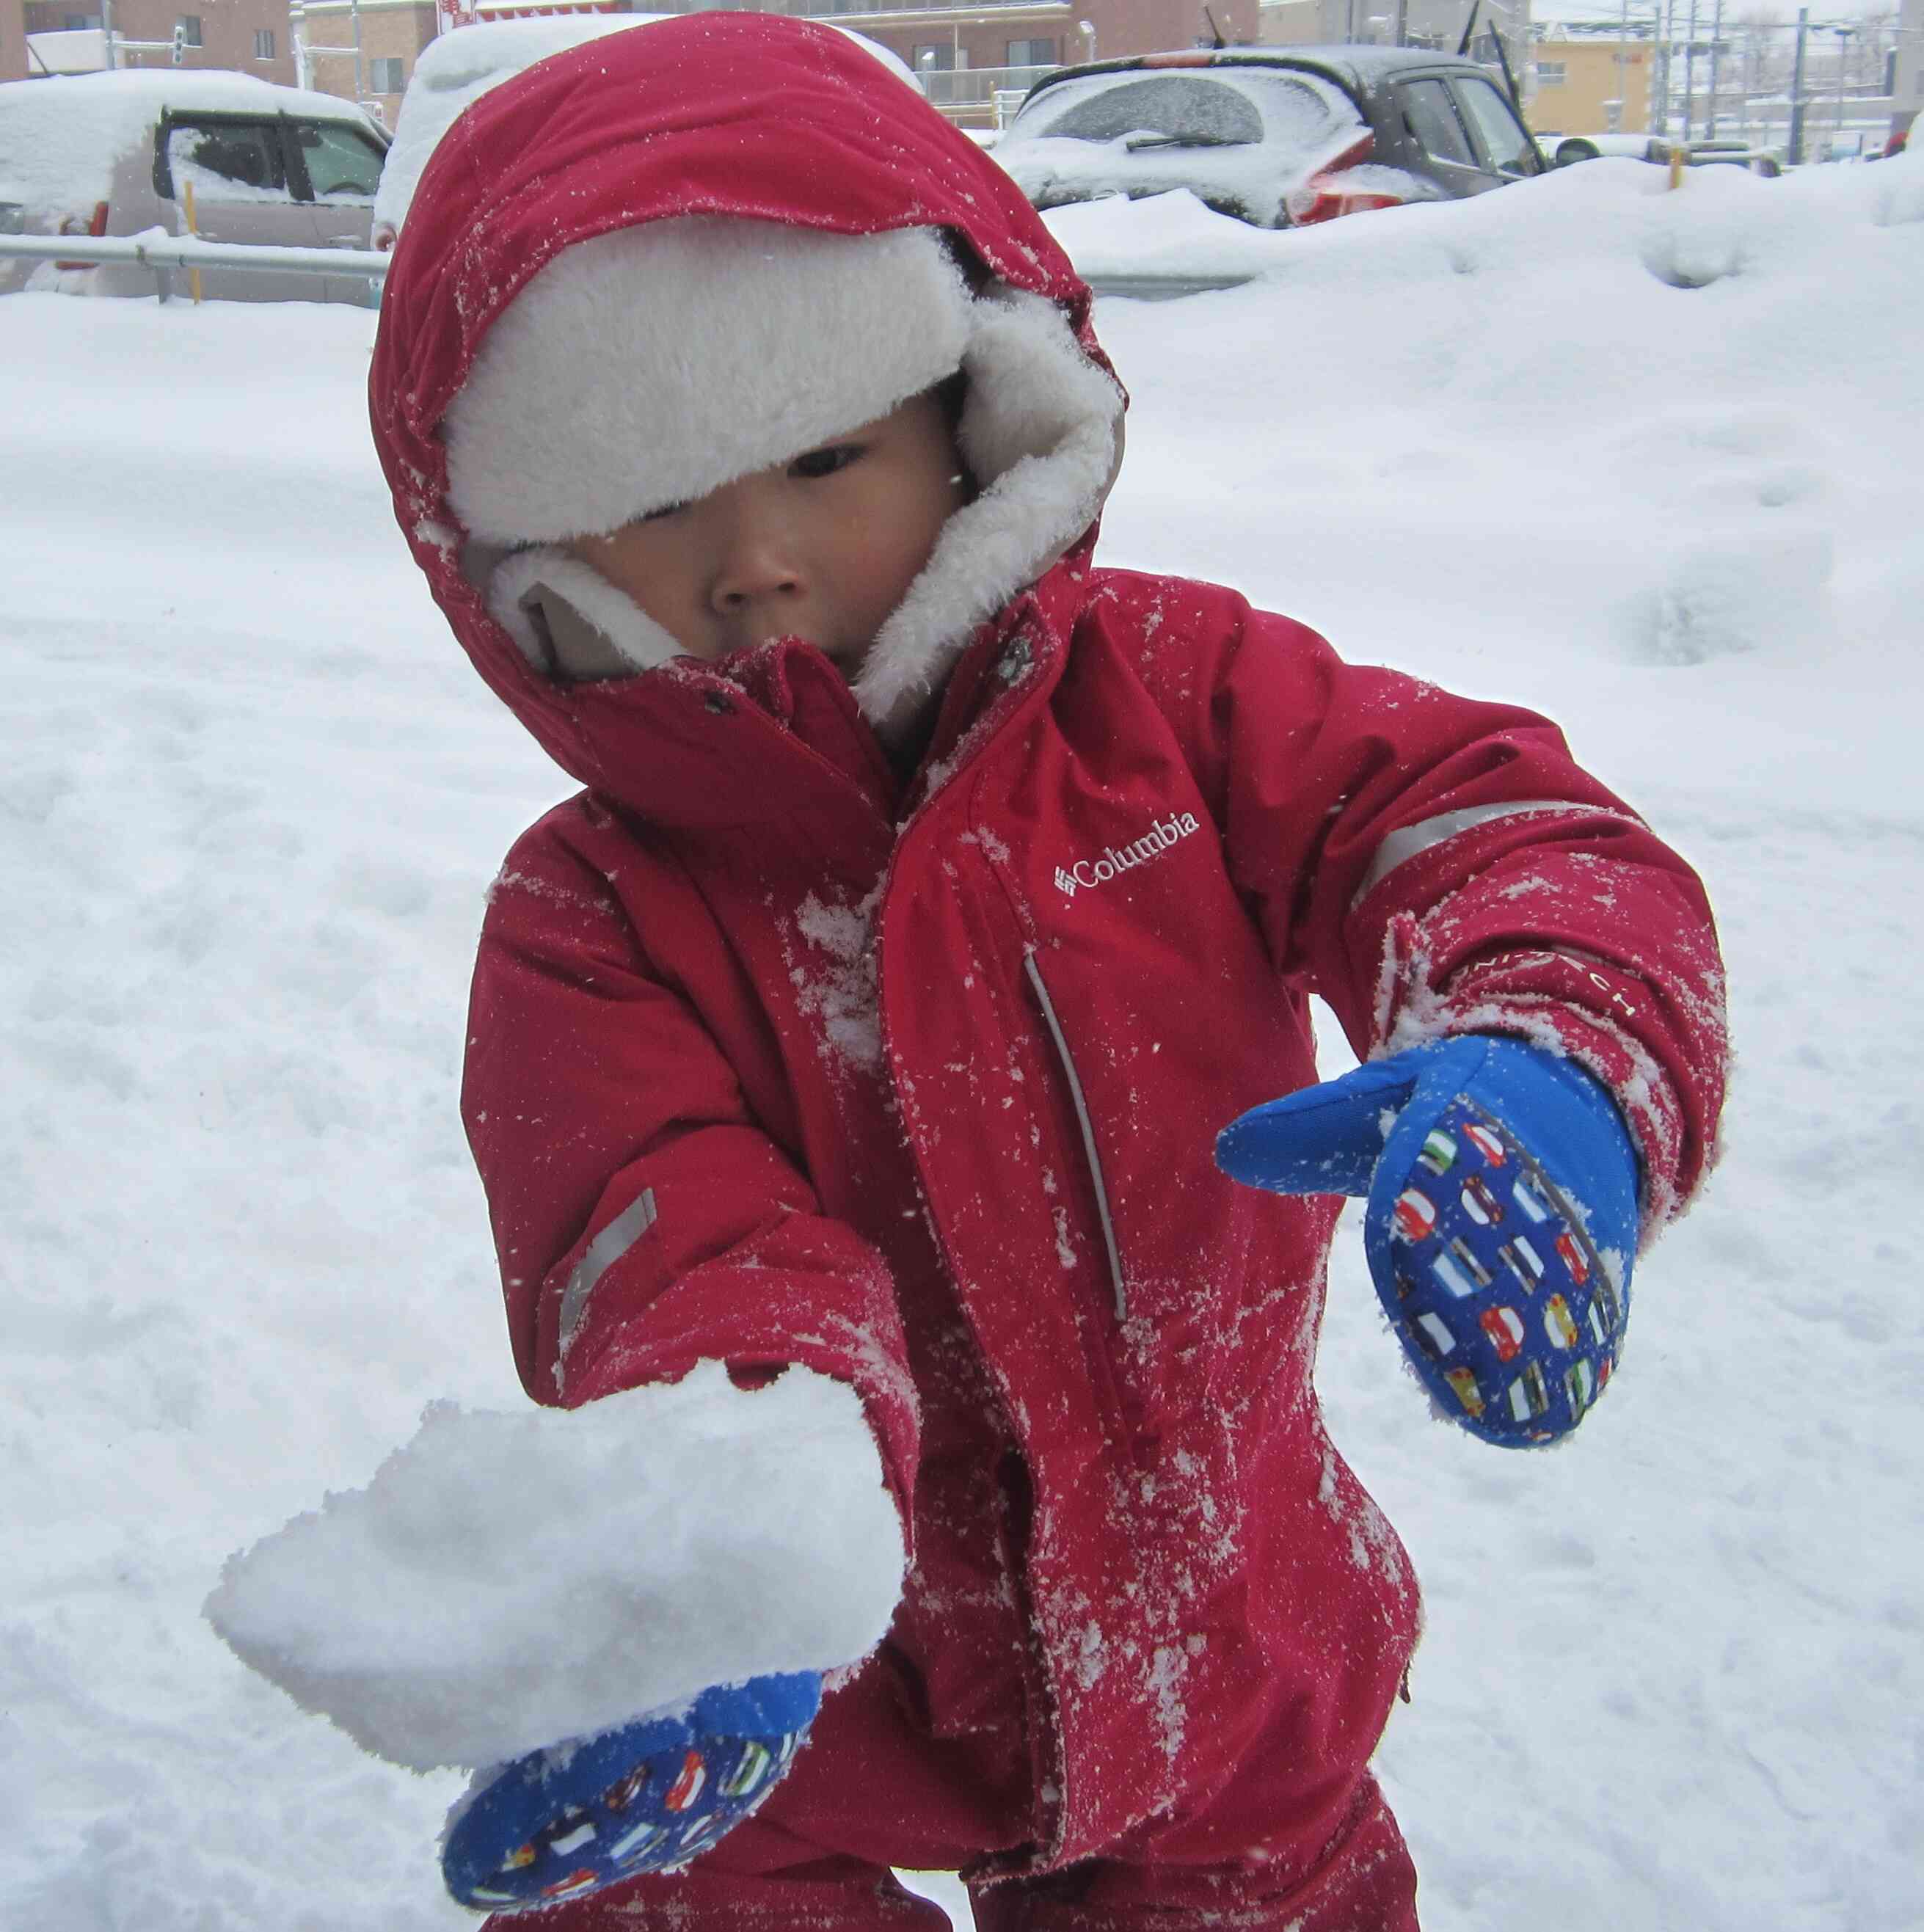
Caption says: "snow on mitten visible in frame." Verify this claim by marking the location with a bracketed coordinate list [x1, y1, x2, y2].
[442, 1672, 820, 1913]
[1215, 1036, 1639, 1446]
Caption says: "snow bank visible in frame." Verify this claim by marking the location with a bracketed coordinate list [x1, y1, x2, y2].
[1085, 147, 1924, 693]
[1043, 139, 1924, 288]
[205, 1365, 904, 1771]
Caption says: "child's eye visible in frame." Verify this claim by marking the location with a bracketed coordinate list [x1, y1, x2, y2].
[639, 499, 690, 524]
[789, 444, 863, 481]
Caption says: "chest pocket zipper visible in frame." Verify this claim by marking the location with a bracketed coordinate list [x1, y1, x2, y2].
[1024, 947, 1127, 1322]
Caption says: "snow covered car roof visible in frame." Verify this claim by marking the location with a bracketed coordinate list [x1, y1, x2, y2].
[996, 59, 1371, 228]
[0, 69, 381, 211]
[371, 17, 922, 244]
[995, 46, 1534, 230]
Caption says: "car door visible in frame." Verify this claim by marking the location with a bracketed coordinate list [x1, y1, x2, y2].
[1447, 72, 1545, 186]
[155, 111, 324, 302]
[1388, 73, 1497, 199]
[284, 117, 387, 305]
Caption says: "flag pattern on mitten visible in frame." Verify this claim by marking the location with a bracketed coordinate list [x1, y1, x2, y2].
[1371, 1093, 1625, 1446]
[442, 1672, 820, 1913]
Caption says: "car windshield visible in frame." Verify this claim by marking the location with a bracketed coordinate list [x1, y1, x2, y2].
[1011, 69, 1346, 156]
[297, 121, 385, 199]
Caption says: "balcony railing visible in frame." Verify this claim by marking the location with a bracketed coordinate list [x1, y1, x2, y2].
[918, 62, 1057, 105]
[787, 0, 1067, 17]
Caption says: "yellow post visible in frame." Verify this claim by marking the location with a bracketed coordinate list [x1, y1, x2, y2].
[182, 178, 204, 304]
[1668, 144, 1687, 190]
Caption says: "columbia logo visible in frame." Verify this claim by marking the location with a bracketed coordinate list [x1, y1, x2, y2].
[1054, 812, 1203, 896]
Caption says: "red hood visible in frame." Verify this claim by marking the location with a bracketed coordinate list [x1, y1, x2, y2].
[369, 12, 1120, 798]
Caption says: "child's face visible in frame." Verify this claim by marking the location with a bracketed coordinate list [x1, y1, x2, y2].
[563, 390, 969, 682]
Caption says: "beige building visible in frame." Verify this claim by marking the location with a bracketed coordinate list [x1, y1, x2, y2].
[1258, 0, 1531, 63]
[784, 0, 1261, 124]
[289, 0, 437, 125]
[282, 0, 1269, 131]
[1528, 29, 1648, 134]
[7, 0, 297, 83]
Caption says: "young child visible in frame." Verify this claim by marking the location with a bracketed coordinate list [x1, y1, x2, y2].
[369, 15, 1727, 1928]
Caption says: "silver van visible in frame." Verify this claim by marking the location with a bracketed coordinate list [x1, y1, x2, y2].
[0, 69, 389, 304]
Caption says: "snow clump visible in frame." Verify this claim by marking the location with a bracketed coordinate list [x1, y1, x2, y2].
[205, 1364, 904, 1771]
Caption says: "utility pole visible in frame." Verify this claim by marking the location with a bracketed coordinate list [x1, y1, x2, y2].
[1612, 0, 1630, 131]
[100, 0, 117, 68]
[1788, 5, 1809, 164]
[1683, 0, 1699, 142]
[1832, 24, 1854, 154]
[1705, 0, 1722, 136]
[1660, 0, 1678, 136]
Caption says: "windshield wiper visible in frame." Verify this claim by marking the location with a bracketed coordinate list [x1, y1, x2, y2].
[1120, 131, 1247, 150]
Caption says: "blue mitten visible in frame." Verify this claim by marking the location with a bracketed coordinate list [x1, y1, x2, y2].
[1216, 1037, 1639, 1447]
[441, 1671, 820, 1913]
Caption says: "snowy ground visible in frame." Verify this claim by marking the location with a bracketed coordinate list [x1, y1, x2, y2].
[4, 151, 1922, 1930]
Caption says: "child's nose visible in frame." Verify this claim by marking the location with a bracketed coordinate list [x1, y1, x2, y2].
[708, 489, 804, 613]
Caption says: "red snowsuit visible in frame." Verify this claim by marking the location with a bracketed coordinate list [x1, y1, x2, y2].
[370, 18, 1727, 1928]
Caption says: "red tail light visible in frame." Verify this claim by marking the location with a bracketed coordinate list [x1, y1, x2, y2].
[1284, 134, 1407, 226]
[56, 200, 109, 270]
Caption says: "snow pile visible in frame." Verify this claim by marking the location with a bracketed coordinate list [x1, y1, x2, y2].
[1043, 139, 1922, 296]
[1086, 149, 1924, 690]
[206, 1365, 903, 1771]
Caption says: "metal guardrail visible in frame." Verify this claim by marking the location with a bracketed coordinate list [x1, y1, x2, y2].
[1082, 271, 1255, 300]
[0, 231, 1251, 307]
[0, 231, 387, 300]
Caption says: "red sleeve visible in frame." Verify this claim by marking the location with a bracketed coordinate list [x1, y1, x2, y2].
[461, 816, 921, 1519]
[1156, 585, 1727, 1234]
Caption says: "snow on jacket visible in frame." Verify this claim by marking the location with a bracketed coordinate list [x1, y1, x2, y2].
[370, 13, 1729, 1877]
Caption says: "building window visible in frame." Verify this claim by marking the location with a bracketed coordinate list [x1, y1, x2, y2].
[370, 55, 404, 91]
[910, 42, 953, 70]
[253, 27, 275, 58]
[1534, 60, 1566, 86]
[176, 14, 202, 45]
[1007, 37, 1055, 67]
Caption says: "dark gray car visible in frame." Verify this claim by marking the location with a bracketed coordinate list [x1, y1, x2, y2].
[996, 46, 1544, 230]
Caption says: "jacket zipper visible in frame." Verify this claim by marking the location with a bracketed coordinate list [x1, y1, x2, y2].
[1023, 947, 1128, 1324]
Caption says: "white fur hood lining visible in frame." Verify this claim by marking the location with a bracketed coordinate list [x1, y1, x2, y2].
[444, 221, 1123, 748]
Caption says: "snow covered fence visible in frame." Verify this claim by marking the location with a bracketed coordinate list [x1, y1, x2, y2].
[0, 230, 387, 300]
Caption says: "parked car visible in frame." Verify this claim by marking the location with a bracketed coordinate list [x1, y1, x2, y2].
[1545, 133, 1780, 177]
[0, 69, 388, 303]
[371, 16, 920, 251]
[1544, 131, 1669, 166]
[1683, 141, 1782, 177]
[993, 46, 1545, 230]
